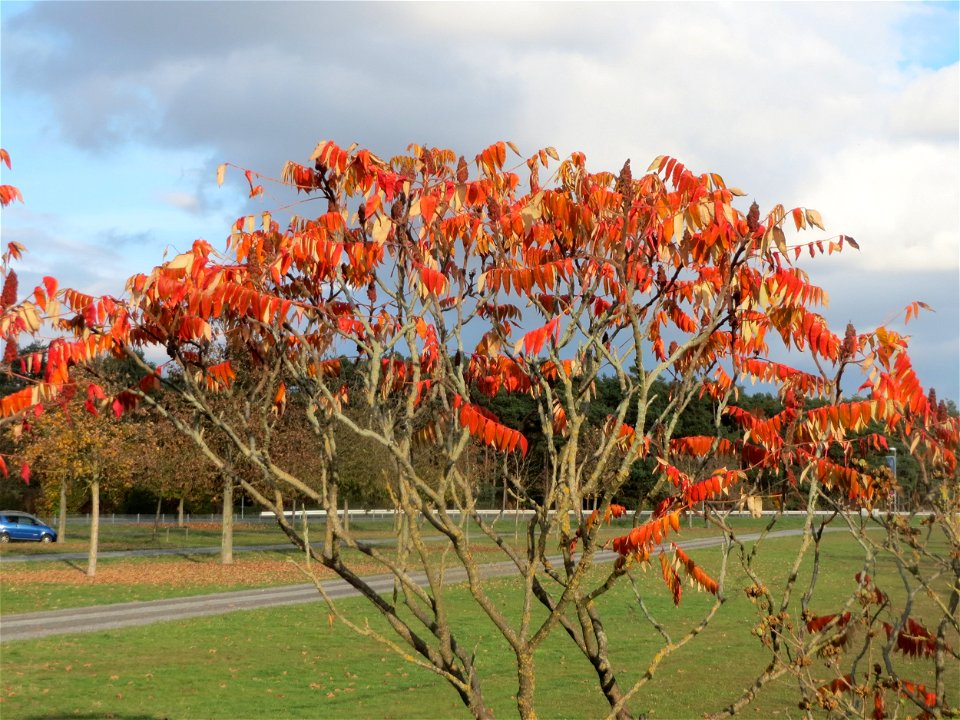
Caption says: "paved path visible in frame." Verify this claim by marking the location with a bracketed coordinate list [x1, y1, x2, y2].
[0, 527, 819, 643]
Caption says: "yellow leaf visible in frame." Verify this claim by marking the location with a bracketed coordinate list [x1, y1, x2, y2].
[805, 208, 825, 230]
[698, 203, 712, 227]
[453, 184, 466, 211]
[216, 163, 226, 187]
[506, 140, 520, 157]
[520, 191, 543, 234]
[309, 142, 327, 162]
[758, 283, 770, 308]
[721, 203, 735, 226]
[765, 226, 788, 255]
[18, 302, 41, 333]
[167, 252, 194, 271]
[371, 216, 391, 244]
[545, 147, 560, 161]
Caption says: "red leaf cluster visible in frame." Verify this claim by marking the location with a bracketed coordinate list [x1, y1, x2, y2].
[672, 546, 719, 595]
[883, 618, 940, 658]
[569, 503, 627, 551]
[611, 511, 681, 561]
[659, 552, 683, 606]
[454, 395, 528, 455]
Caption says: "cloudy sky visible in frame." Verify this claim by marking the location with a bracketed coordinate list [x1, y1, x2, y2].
[1, 1, 957, 400]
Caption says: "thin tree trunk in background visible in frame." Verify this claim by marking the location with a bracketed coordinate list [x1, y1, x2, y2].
[221, 476, 234, 565]
[57, 477, 68, 543]
[153, 495, 162, 539]
[177, 496, 185, 527]
[86, 478, 99, 578]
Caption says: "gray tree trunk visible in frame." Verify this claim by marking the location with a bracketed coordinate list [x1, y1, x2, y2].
[57, 477, 68, 543]
[221, 477, 234, 565]
[86, 478, 99, 578]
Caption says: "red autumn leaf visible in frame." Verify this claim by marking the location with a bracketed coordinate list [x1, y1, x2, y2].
[0, 185, 24, 207]
[520, 316, 559, 356]
[419, 194, 438, 224]
[673, 546, 719, 595]
[454, 396, 528, 456]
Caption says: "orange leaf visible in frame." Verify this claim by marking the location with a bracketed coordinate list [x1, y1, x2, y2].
[420, 195, 438, 225]
[520, 316, 559, 356]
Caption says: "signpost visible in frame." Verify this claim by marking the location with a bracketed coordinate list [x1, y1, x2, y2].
[885, 448, 898, 513]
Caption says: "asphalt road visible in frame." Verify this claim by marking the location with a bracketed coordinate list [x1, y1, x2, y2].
[1, 527, 820, 643]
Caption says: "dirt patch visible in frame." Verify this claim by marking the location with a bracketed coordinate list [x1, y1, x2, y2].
[0, 558, 382, 588]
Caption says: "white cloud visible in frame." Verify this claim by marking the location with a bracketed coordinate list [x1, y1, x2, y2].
[889, 64, 959, 141]
[801, 139, 958, 272]
[160, 190, 201, 214]
[1, 1, 957, 398]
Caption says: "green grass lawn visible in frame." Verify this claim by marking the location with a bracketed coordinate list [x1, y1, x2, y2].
[1, 529, 954, 719]
[0, 521, 300, 555]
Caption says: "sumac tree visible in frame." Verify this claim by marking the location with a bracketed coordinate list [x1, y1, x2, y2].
[8, 142, 958, 718]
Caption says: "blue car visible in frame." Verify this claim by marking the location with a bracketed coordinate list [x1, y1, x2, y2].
[0, 511, 57, 543]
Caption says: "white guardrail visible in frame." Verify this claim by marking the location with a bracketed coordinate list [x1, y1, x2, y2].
[29, 508, 934, 526]
[260, 508, 933, 520]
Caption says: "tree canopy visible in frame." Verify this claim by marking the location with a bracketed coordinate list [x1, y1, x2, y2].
[1, 142, 957, 719]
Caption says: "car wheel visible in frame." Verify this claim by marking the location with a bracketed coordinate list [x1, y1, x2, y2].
[40, 534, 53, 543]
[0, 533, 9, 544]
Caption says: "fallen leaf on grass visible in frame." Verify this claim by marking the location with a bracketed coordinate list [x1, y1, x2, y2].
[2, 558, 382, 588]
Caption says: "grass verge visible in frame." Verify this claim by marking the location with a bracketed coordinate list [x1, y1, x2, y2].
[1, 529, 954, 719]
